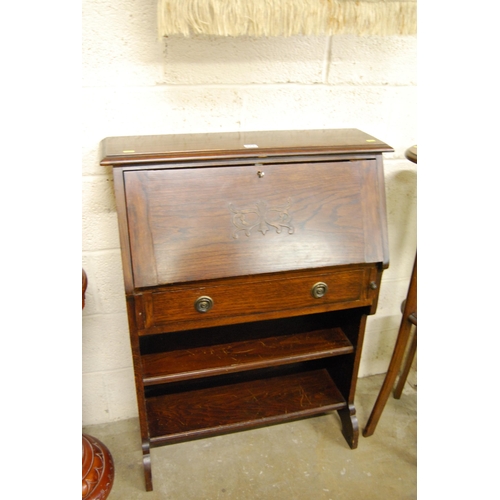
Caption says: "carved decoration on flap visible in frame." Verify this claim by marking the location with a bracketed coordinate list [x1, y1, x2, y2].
[230, 198, 295, 238]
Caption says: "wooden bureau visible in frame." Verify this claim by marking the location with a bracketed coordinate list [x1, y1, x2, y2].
[100, 129, 392, 491]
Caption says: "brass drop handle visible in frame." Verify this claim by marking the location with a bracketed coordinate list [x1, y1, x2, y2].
[311, 282, 328, 299]
[194, 296, 214, 313]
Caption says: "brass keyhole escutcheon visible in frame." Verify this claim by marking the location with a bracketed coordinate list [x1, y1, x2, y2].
[195, 296, 214, 313]
[311, 282, 328, 299]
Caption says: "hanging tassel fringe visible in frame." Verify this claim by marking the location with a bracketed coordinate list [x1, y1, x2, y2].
[158, 0, 417, 38]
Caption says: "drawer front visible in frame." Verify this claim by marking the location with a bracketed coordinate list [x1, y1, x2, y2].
[137, 267, 377, 333]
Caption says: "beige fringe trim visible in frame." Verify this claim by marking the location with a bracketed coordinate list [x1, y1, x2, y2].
[158, 0, 417, 38]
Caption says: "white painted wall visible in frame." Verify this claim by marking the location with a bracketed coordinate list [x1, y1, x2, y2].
[82, 0, 417, 425]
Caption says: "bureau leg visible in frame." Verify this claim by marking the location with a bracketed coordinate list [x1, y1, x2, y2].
[142, 439, 153, 491]
[338, 404, 359, 449]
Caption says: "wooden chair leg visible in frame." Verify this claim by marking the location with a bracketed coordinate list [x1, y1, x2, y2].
[363, 256, 417, 437]
[393, 327, 417, 399]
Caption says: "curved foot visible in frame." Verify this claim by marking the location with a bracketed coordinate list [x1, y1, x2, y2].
[142, 440, 153, 491]
[338, 405, 359, 449]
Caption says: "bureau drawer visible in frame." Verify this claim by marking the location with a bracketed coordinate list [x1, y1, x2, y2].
[136, 267, 377, 334]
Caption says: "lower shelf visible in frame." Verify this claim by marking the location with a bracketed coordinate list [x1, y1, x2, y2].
[147, 368, 345, 446]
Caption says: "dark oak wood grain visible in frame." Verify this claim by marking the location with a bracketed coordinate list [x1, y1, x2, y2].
[100, 128, 393, 166]
[147, 369, 346, 445]
[102, 129, 391, 491]
[138, 266, 373, 334]
[124, 159, 385, 287]
[142, 327, 353, 385]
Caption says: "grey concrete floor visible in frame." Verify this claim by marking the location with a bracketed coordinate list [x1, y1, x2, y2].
[83, 372, 416, 499]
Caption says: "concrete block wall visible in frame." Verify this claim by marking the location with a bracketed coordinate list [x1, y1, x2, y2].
[82, 0, 417, 425]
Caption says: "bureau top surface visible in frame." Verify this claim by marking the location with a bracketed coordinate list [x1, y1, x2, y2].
[100, 129, 393, 166]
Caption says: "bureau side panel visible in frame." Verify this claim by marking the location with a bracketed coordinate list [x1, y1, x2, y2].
[112, 167, 135, 293]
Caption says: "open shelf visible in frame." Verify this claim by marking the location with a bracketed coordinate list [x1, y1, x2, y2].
[147, 368, 346, 446]
[142, 327, 353, 385]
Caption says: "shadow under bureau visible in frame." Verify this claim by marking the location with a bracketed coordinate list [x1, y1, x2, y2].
[100, 129, 392, 491]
